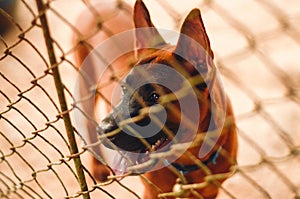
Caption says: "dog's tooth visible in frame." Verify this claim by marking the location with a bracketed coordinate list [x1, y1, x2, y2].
[155, 140, 161, 147]
[151, 144, 156, 150]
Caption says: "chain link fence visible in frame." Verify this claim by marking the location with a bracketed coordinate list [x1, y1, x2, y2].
[1, 0, 300, 198]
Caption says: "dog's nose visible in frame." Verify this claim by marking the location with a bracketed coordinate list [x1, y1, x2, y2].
[97, 116, 118, 135]
[96, 117, 119, 149]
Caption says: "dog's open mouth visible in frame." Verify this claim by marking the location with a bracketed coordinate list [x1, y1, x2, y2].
[111, 134, 171, 175]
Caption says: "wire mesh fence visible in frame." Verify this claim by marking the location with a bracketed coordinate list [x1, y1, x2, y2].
[0, 0, 300, 199]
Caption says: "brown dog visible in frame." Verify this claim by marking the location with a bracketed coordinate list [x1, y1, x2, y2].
[74, 0, 237, 198]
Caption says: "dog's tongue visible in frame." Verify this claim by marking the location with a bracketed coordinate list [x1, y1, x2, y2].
[112, 151, 140, 175]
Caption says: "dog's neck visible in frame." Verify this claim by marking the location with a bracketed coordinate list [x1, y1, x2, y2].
[165, 146, 221, 175]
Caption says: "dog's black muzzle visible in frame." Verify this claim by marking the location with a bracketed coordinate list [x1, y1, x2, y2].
[96, 101, 154, 152]
[97, 101, 176, 153]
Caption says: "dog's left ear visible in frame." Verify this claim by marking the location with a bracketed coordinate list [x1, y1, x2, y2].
[174, 9, 214, 69]
[133, 0, 166, 49]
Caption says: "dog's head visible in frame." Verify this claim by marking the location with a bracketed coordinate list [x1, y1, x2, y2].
[97, 0, 225, 174]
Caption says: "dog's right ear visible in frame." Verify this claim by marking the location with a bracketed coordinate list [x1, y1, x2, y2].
[133, 0, 166, 49]
[174, 9, 214, 72]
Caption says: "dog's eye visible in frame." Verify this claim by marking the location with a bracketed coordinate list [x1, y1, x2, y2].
[149, 92, 160, 103]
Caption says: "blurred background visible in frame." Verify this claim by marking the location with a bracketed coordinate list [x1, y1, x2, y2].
[0, 0, 300, 198]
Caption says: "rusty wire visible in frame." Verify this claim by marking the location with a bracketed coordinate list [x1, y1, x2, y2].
[0, 0, 300, 199]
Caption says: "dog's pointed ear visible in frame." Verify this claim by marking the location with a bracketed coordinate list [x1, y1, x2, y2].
[134, 0, 166, 49]
[174, 9, 214, 68]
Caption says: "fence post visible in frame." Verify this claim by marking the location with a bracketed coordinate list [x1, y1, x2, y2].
[35, 0, 90, 198]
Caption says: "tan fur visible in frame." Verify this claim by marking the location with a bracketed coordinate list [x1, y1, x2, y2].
[74, 1, 237, 198]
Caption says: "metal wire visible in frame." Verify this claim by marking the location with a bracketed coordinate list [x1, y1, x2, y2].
[0, 0, 299, 198]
